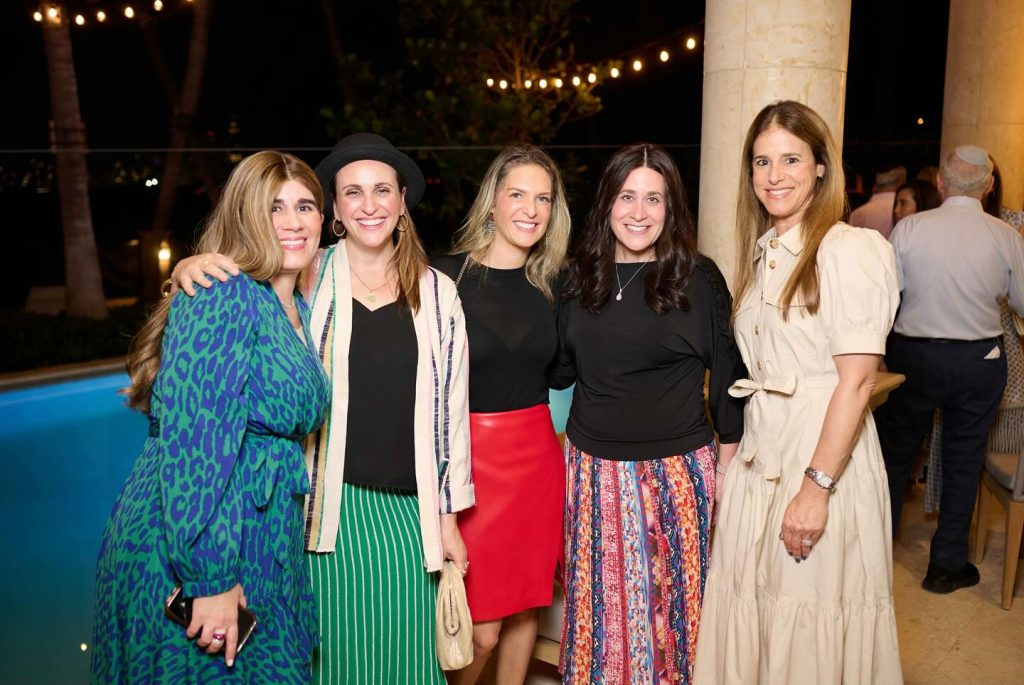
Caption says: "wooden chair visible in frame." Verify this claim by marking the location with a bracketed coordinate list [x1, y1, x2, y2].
[972, 449, 1024, 609]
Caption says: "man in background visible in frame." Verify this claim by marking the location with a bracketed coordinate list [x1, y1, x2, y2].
[875, 145, 1024, 594]
[850, 164, 907, 238]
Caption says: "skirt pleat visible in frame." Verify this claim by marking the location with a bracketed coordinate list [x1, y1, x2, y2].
[560, 440, 716, 685]
[309, 483, 444, 685]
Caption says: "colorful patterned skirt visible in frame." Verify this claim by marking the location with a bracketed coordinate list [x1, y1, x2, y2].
[560, 439, 716, 685]
[459, 404, 565, 621]
[308, 483, 444, 685]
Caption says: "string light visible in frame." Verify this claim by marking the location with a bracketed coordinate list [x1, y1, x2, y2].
[75, 14, 85, 25]
[47, 6, 59, 21]
[610, 67, 620, 78]
[538, 78, 548, 89]
[154, 0, 163, 10]
[572, 75, 581, 86]
[587, 73, 597, 84]
[124, 6, 135, 19]
[916, 117, 925, 125]
[553, 78, 563, 88]
[33, 11, 42, 21]
[659, 50, 669, 62]
[97, 10, 107, 21]
[498, 79, 508, 90]
[485, 77, 494, 87]
[685, 37, 697, 50]
[524, 79, 532, 89]
[632, 59, 643, 72]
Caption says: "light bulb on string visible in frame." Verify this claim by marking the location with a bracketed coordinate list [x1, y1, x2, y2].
[524, 79, 532, 89]
[46, 7, 59, 22]
[610, 67, 620, 78]
[499, 79, 508, 90]
[154, 0, 164, 11]
[659, 50, 669, 62]
[572, 75, 581, 86]
[632, 59, 643, 72]
[685, 37, 697, 50]
[587, 73, 597, 84]
[75, 14, 85, 25]
[97, 10, 107, 21]
[124, 6, 135, 19]
[554, 78, 563, 88]
[485, 77, 494, 87]
[33, 11, 42, 21]
[539, 78, 547, 89]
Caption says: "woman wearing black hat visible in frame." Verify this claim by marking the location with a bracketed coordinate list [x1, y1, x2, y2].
[172, 134, 473, 684]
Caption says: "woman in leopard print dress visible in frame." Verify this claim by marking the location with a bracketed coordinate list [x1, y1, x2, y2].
[90, 152, 330, 684]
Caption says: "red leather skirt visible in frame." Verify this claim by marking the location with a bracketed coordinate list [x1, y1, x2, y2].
[459, 403, 565, 621]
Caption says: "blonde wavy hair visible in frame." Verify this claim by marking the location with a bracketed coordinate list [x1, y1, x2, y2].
[125, 151, 324, 412]
[451, 146, 570, 304]
[733, 100, 847, 319]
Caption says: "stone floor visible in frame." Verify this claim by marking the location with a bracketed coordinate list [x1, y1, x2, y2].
[892, 484, 1023, 684]
[496, 482, 1024, 684]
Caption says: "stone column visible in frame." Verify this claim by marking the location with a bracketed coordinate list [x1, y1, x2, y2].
[941, 0, 1024, 209]
[698, 0, 852, 287]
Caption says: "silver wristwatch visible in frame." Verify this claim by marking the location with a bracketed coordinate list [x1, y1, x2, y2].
[804, 467, 836, 492]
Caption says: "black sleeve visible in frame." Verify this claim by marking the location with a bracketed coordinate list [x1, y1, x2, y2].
[696, 256, 747, 444]
[430, 254, 464, 282]
[547, 275, 576, 390]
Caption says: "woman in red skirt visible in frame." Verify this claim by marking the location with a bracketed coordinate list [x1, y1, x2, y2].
[433, 146, 572, 684]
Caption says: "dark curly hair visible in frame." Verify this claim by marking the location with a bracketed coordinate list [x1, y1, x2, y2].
[566, 143, 698, 314]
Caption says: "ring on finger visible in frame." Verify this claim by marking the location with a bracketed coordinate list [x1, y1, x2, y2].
[801, 538, 813, 547]
[200, 260, 211, 269]
[211, 632, 226, 642]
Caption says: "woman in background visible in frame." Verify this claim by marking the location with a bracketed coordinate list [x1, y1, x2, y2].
[92, 151, 330, 683]
[893, 178, 941, 224]
[695, 100, 903, 684]
[435, 146, 571, 685]
[557, 143, 745, 683]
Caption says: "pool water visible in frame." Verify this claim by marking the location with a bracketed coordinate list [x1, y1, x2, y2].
[0, 372, 572, 683]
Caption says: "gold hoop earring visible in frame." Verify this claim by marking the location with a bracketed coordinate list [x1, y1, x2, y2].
[395, 214, 408, 233]
[331, 218, 347, 238]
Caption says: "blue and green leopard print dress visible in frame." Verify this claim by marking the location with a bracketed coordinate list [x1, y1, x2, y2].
[91, 275, 330, 684]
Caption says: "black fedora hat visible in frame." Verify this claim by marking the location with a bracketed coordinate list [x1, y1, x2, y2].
[315, 133, 425, 219]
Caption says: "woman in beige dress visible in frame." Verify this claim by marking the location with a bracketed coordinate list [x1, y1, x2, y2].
[694, 100, 904, 684]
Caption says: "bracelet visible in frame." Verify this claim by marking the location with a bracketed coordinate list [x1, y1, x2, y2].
[804, 466, 836, 492]
[715, 462, 729, 475]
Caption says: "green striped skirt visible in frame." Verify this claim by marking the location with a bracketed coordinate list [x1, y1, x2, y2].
[308, 483, 444, 685]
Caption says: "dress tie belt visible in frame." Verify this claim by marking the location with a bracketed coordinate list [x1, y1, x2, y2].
[728, 373, 836, 480]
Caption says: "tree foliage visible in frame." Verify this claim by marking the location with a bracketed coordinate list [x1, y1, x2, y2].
[323, 0, 611, 232]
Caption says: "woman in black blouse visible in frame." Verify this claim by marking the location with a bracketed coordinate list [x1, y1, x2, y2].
[557, 143, 745, 684]
[433, 146, 572, 685]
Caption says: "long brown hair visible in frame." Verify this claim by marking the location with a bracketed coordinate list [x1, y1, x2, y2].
[732, 100, 847, 318]
[566, 143, 697, 314]
[451, 146, 571, 304]
[125, 151, 324, 413]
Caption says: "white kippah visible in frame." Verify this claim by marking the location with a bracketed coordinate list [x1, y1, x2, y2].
[954, 145, 990, 166]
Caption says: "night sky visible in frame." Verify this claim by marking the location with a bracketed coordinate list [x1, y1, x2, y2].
[3, 0, 949, 305]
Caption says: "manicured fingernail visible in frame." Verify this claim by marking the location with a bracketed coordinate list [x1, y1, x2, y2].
[227, 659, 234, 667]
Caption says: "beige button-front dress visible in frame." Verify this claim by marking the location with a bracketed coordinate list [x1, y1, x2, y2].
[695, 223, 904, 684]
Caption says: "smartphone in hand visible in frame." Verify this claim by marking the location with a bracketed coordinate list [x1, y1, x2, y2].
[164, 585, 257, 653]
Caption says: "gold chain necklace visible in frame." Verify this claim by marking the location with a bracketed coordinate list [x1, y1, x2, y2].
[350, 267, 390, 303]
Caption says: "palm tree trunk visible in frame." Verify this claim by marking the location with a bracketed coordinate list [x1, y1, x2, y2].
[41, 14, 107, 319]
[142, 0, 212, 299]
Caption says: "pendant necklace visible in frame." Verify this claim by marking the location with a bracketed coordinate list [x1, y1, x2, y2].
[615, 261, 648, 301]
[350, 267, 389, 303]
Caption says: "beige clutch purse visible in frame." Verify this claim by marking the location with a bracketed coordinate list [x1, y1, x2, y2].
[435, 560, 473, 670]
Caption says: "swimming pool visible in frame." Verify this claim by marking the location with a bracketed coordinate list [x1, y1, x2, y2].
[0, 370, 572, 683]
